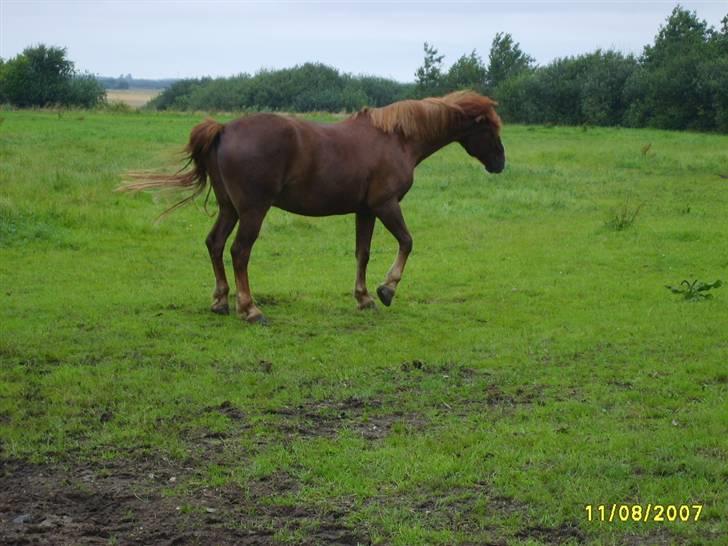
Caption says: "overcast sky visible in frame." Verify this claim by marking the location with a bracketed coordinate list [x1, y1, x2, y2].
[1, 1, 726, 81]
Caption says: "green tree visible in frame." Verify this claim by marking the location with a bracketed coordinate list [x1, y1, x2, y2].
[495, 50, 637, 126]
[579, 50, 638, 126]
[415, 42, 445, 97]
[0, 44, 105, 107]
[493, 70, 542, 123]
[487, 32, 534, 90]
[340, 79, 368, 112]
[148, 78, 210, 110]
[0, 58, 6, 103]
[707, 14, 728, 131]
[626, 6, 721, 130]
[357, 76, 412, 106]
[67, 73, 106, 108]
[446, 50, 487, 92]
[1, 45, 73, 106]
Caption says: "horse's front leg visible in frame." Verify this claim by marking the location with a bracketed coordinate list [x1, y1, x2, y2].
[230, 206, 269, 323]
[372, 199, 412, 307]
[354, 211, 376, 309]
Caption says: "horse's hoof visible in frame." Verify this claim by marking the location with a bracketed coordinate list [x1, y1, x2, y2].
[358, 299, 376, 310]
[376, 285, 395, 307]
[211, 303, 229, 315]
[247, 314, 268, 326]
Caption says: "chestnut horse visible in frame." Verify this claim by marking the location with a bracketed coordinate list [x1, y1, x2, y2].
[121, 91, 505, 323]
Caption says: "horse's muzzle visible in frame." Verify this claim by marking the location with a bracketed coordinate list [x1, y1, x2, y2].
[485, 161, 505, 174]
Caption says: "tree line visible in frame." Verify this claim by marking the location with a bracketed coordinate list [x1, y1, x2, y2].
[147, 7, 728, 132]
[148, 64, 415, 112]
[0, 7, 725, 132]
[491, 8, 728, 131]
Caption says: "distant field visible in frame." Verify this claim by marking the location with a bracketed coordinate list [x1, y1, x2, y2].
[105, 88, 162, 107]
[1, 110, 727, 545]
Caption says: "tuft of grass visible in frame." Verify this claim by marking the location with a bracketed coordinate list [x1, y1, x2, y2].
[605, 198, 644, 231]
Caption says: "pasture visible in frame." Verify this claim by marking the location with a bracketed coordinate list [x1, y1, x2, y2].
[1, 110, 727, 545]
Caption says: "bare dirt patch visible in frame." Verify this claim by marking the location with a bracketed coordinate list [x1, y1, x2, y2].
[267, 396, 427, 441]
[261, 361, 545, 444]
[0, 458, 367, 545]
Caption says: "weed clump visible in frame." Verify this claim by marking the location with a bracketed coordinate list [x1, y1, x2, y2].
[666, 279, 722, 301]
[605, 201, 644, 231]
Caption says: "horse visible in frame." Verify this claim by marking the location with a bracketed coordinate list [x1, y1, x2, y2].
[120, 91, 505, 323]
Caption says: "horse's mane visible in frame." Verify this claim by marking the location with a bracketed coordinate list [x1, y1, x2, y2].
[361, 91, 501, 141]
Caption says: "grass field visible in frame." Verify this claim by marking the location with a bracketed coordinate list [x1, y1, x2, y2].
[1, 109, 727, 545]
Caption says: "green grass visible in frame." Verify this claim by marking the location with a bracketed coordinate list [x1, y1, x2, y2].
[1, 110, 727, 544]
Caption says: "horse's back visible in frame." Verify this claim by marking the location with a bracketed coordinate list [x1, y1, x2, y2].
[215, 114, 384, 215]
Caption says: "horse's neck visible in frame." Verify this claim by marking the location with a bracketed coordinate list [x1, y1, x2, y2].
[403, 111, 472, 166]
[406, 131, 461, 166]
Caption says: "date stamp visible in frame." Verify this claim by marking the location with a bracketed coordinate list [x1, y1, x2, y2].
[585, 504, 703, 523]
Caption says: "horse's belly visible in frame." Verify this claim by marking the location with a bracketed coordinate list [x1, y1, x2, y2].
[273, 179, 364, 217]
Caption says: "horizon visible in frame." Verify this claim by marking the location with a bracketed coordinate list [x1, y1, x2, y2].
[1, 1, 726, 83]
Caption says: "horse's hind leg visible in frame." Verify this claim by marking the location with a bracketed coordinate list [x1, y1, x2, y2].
[206, 202, 238, 314]
[373, 199, 412, 307]
[230, 206, 270, 323]
[205, 165, 238, 314]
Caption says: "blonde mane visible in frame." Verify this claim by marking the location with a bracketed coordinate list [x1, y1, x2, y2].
[362, 91, 501, 141]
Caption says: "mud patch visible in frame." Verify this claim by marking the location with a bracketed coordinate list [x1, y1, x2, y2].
[0, 458, 367, 545]
[268, 396, 427, 441]
[1, 457, 205, 545]
[212, 400, 246, 421]
[264, 363, 542, 442]
[399, 360, 480, 379]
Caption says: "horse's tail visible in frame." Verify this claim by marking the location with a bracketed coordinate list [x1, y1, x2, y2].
[118, 118, 225, 219]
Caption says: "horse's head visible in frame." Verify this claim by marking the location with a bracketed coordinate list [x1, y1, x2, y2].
[458, 117, 505, 174]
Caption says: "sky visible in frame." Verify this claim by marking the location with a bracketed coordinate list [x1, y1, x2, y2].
[1, 1, 726, 82]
